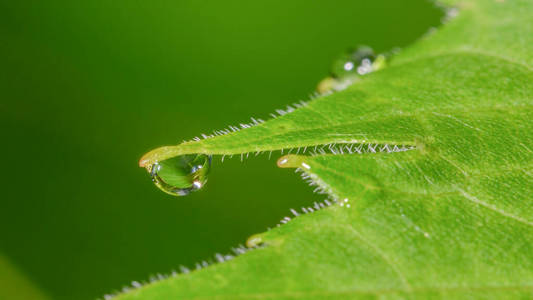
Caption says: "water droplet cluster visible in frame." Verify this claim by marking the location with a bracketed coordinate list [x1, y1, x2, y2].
[317, 46, 386, 94]
[331, 46, 377, 78]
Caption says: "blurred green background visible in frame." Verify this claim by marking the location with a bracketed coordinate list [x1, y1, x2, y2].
[0, 1, 442, 299]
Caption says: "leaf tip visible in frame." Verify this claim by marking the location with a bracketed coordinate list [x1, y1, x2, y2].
[139, 146, 180, 168]
[277, 155, 305, 168]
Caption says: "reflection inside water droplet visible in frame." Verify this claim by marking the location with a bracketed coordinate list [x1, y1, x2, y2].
[148, 154, 212, 196]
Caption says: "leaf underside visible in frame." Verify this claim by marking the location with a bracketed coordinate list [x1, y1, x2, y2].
[123, 0, 533, 299]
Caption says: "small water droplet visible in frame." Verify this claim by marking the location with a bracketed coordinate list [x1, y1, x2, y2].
[147, 154, 212, 196]
[331, 46, 377, 78]
[246, 234, 264, 248]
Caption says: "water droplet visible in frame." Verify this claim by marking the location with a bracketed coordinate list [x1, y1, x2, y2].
[148, 154, 212, 196]
[331, 46, 377, 78]
[246, 234, 264, 248]
[316, 77, 337, 94]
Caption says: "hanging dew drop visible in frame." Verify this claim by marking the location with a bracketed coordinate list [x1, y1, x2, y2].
[147, 154, 212, 196]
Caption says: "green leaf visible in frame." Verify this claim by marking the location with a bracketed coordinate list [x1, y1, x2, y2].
[122, 0, 533, 298]
[0, 253, 50, 300]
